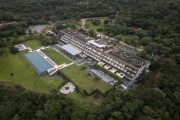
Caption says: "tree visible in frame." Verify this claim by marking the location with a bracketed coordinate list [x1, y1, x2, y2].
[123, 100, 144, 120]
[28, 29, 32, 35]
[44, 99, 65, 119]
[108, 15, 115, 19]
[104, 20, 112, 25]
[71, 106, 86, 120]
[0, 48, 4, 55]
[9, 46, 18, 54]
[150, 60, 160, 71]
[108, 32, 114, 37]
[142, 106, 159, 118]
[97, 28, 103, 32]
[88, 30, 96, 38]
[92, 19, 101, 25]
[111, 111, 124, 120]
[13, 114, 21, 120]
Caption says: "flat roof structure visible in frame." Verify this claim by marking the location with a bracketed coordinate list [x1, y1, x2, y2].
[115, 43, 139, 54]
[61, 44, 82, 56]
[24, 51, 53, 74]
[61, 28, 93, 42]
[59, 28, 151, 86]
[109, 49, 148, 68]
[87, 40, 106, 48]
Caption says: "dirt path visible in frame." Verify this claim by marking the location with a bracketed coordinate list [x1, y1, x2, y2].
[0, 21, 18, 28]
[42, 21, 54, 33]
[81, 19, 86, 29]
[81, 17, 108, 29]
[80, 18, 144, 52]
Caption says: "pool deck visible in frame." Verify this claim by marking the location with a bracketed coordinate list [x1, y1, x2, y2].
[24, 46, 75, 76]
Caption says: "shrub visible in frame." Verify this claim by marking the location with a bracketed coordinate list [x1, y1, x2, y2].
[9, 46, 18, 54]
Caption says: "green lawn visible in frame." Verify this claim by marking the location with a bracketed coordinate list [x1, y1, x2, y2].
[0, 49, 62, 93]
[60, 64, 112, 94]
[43, 47, 71, 64]
[85, 18, 110, 31]
[24, 39, 42, 49]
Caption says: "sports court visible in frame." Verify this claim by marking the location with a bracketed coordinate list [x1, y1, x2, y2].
[24, 51, 54, 75]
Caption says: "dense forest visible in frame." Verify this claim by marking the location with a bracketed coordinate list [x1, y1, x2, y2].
[0, 84, 87, 120]
[0, 0, 180, 120]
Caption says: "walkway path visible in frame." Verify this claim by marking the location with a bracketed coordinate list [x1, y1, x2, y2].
[0, 21, 17, 28]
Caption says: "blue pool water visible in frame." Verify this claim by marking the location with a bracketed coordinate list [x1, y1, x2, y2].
[24, 51, 53, 74]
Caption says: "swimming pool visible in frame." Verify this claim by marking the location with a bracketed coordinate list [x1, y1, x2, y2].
[24, 51, 53, 74]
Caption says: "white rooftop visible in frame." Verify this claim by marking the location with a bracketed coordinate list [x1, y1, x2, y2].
[87, 40, 106, 48]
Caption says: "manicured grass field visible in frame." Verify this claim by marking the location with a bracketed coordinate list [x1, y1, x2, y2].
[24, 39, 42, 49]
[0, 49, 62, 93]
[60, 64, 112, 94]
[43, 47, 71, 64]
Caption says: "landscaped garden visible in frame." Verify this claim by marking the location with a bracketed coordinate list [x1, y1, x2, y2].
[60, 63, 112, 94]
[0, 48, 62, 93]
[24, 39, 42, 49]
[85, 18, 110, 32]
[43, 47, 71, 64]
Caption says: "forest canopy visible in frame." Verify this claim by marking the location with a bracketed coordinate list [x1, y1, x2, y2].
[0, 0, 179, 120]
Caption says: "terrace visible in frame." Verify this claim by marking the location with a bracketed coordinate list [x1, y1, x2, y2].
[61, 28, 93, 42]
[60, 64, 112, 94]
[109, 49, 148, 68]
